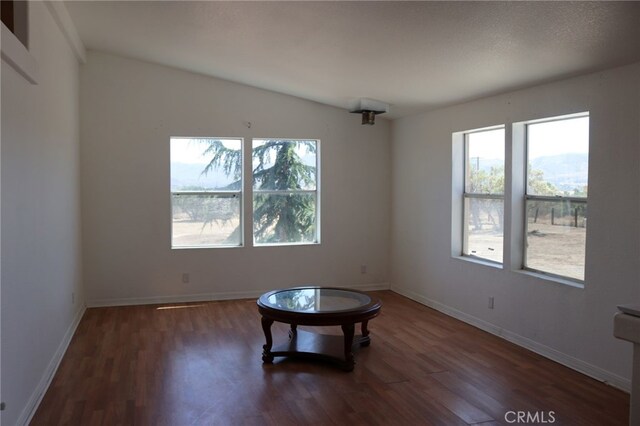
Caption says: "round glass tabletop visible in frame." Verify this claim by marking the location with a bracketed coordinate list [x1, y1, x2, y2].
[262, 287, 372, 313]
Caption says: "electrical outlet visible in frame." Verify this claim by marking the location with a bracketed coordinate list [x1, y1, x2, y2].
[182, 273, 190, 284]
[1, 402, 6, 411]
[360, 265, 367, 274]
[488, 296, 494, 309]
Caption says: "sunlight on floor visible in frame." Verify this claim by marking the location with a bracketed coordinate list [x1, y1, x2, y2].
[156, 304, 205, 310]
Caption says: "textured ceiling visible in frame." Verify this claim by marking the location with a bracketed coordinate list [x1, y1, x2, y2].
[65, 1, 640, 119]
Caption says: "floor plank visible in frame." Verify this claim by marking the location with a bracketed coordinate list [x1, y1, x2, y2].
[31, 291, 628, 425]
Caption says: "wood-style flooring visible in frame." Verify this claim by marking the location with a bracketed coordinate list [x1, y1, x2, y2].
[32, 291, 629, 425]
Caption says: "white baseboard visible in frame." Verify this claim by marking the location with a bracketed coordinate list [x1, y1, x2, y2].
[87, 282, 391, 308]
[391, 286, 631, 393]
[88, 290, 266, 307]
[17, 305, 87, 426]
[353, 282, 390, 291]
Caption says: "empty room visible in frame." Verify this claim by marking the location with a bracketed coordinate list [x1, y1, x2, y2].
[2, 1, 640, 425]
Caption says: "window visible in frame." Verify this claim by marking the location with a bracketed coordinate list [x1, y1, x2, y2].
[1, 0, 36, 84]
[453, 113, 589, 285]
[1, 1, 16, 33]
[1, 0, 28, 48]
[252, 139, 319, 245]
[524, 113, 589, 281]
[462, 127, 505, 263]
[170, 138, 243, 248]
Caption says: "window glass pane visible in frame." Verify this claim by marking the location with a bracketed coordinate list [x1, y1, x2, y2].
[253, 193, 317, 244]
[464, 197, 504, 263]
[527, 116, 589, 197]
[251, 139, 319, 246]
[171, 138, 242, 191]
[525, 199, 586, 281]
[252, 139, 317, 191]
[170, 137, 243, 249]
[172, 194, 241, 247]
[465, 128, 505, 194]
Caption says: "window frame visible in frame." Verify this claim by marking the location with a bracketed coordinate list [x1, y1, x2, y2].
[461, 126, 505, 264]
[1, 0, 37, 84]
[251, 138, 321, 247]
[170, 137, 244, 249]
[522, 112, 589, 283]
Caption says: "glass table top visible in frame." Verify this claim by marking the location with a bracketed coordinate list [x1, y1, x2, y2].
[263, 288, 372, 313]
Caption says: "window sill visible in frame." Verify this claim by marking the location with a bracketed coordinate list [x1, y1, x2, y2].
[516, 269, 584, 289]
[171, 245, 244, 250]
[453, 255, 503, 270]
[254, 241, 320, 248]
[1, 22, 38, 84]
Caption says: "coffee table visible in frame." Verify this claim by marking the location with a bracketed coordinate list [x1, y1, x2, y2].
[257, 287, 382, 371]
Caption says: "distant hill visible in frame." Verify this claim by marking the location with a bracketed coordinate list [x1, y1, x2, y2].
[531, 153, 588, 191]
[475, 153, 588, 192]
[475, 158, 503, 172]
[171, 163, 238, 191]
[171, 151, 316, 191]
[175, 153, 586, 193]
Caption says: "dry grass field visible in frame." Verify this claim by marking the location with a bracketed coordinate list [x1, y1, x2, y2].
[172, 216, 241, 247]
[525, 222, 585, 280]
[468, 219, 585, 281]
[175, 210, 585, 281]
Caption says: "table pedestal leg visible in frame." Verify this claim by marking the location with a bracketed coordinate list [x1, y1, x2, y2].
[261, 317, 274, 363]
[342, 323, 355, 371]
[360, 320, 371, 346]
[289, 324, 297, 339]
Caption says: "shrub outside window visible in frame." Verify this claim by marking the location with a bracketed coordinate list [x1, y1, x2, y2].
[170, 137, 243, 248]
[252, 139, 319, 245]
[463, 127, 505, 263]
[524, 113, 589, 281]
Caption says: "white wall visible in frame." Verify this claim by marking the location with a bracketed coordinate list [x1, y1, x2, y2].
[391, 62, 640, 390]
[80, 52, 390, 305]
[1, 2, 83, 425]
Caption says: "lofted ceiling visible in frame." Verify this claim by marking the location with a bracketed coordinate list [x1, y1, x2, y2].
[65, 1, 640, 119]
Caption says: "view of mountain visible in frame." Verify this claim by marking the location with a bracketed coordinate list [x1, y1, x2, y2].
[170, 163, 238, 191]
[171, 152, 316, 191]
[174, 153, 588, 193]
[531, 153, 588, 191]
[475, 153, 588, 191]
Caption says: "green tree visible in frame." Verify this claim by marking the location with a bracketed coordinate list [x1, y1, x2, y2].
[571, 185, 588, 198]
[200, 139, 317, 244]
[528, 168, 558, 196]
[201, 140, 242, 189]
[471, 165, 559, 196]
[174, 140, 243, 242]
[252, 140, 316, 243]
[173, 186, 210, 221]
[468, 165, 559, 232]
[468, 166, 505, 231]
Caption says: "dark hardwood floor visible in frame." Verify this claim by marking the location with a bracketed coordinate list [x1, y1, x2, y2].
[32, 291, 628, 425]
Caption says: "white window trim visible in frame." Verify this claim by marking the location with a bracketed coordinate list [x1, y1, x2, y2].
[453, 114, 588, 289]
[521, 112, 589, 284]
[456, 125, 505, 265]
[170, 137, 244, 249]
[252, 138, 321, 247]
[1, 20, 38, 84]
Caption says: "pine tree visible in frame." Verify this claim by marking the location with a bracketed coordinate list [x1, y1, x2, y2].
[201, 139, 317, 243]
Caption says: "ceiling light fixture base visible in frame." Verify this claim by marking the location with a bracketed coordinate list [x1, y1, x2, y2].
[349, 98, 389, 125]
